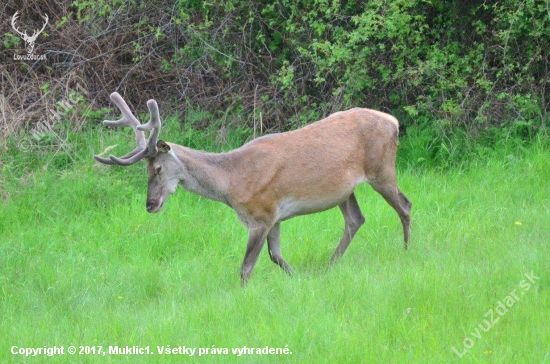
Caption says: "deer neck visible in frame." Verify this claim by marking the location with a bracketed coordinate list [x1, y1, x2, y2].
[172, 145, 231, 205]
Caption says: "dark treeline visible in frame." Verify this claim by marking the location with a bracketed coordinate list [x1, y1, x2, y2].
[1, 0, 549, 138]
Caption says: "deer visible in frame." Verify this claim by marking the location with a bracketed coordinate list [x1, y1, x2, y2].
[94, 92, 412, 285]
[11, 11, 49, 54]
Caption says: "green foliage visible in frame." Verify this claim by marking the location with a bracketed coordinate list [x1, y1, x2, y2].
[3, 0, 549, 160]
[2, 33, 20, 49]
[164, 0, 550, 135]
[45, 0, 547, 140]
[72, 0, 131, 22]
[82, 107, 112, 127]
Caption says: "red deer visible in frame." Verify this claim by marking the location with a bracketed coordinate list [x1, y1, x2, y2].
[94, 92, 412, 284]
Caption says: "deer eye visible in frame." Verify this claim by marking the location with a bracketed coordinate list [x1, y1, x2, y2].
[155, 166, 162, 175]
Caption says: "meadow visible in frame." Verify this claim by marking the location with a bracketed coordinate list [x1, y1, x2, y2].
[0, 122, 548, 363]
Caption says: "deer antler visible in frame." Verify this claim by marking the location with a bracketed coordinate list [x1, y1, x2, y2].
[138, 99, 162, 156]
[94, 92, 162, 166]
[11, 11, 27, 38]
[11, 11, 48, 41]
[30, 13, 49, 41]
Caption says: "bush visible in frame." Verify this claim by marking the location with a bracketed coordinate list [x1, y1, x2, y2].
[1, 0, 549, 143]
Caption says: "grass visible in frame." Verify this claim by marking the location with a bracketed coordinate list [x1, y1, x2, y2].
[0, 123, 549, 363]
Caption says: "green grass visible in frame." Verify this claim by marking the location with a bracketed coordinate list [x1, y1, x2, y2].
[0, 126, 549, 363]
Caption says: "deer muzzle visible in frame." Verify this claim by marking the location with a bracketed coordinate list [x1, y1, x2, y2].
[146, 199, 163, 213]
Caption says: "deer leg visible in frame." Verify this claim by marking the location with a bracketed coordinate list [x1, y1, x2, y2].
[330, 192, 366, 264]
[370, 181, 412, 249]
[267, 222, 294, 275]
[240, 224, 270, 285]
[397, 188, 412, 248]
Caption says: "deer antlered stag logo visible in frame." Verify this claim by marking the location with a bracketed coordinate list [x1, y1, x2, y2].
[11, 11, 49, 54]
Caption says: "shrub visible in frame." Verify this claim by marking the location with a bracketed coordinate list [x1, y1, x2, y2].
[1, 0, 548, 143]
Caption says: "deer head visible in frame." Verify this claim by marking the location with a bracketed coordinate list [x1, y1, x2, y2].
[11, 11, 49, 54]
[94, 92, 179, 213]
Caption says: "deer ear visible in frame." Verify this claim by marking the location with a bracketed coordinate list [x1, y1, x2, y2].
[157, 140, 170, 153]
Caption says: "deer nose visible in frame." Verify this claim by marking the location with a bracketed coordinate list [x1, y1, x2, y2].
[146, 201, 154, 212]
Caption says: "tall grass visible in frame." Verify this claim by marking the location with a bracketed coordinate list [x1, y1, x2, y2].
[0, 124, 548, 363]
